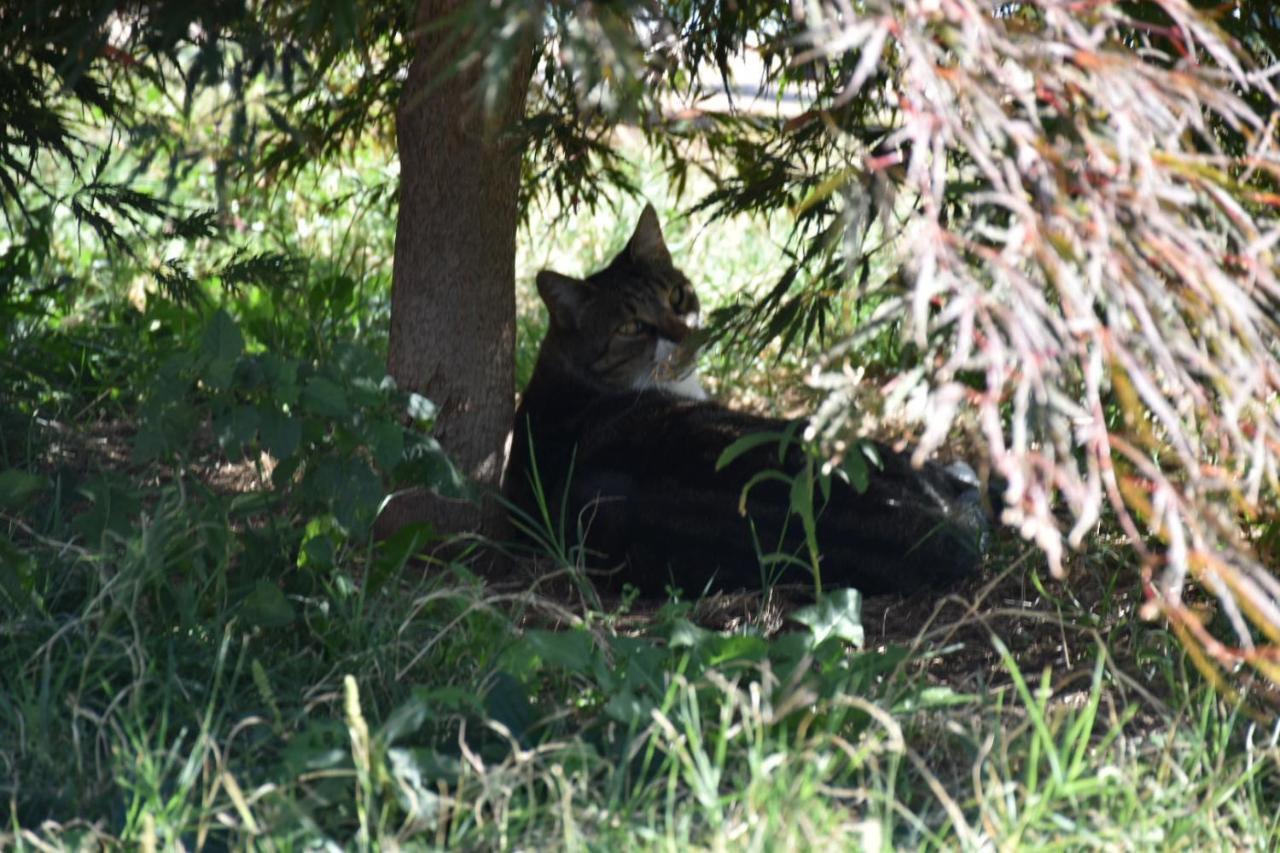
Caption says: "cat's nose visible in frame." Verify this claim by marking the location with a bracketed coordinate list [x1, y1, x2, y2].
[657, 315, 692, 343]
[683, 312, 700, 330]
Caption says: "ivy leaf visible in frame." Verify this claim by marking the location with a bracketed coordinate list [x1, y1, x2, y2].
[666, 618, 710, 649]
[791, 588, 864, 647]
[702, 634, 768, 666]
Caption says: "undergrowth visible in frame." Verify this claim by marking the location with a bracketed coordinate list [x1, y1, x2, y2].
[4, 279, 1278, 848]
[2, 119, 1278, 849]
[4, 496, 1278, 848]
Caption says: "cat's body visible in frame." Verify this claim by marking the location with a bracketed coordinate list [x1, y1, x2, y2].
[505, 206, 987, 596]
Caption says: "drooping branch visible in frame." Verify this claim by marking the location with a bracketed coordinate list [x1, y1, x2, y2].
[797, 0, 1280, 683]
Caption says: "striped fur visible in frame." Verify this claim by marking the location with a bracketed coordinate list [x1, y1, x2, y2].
[505, 206, 987, 596]
[532, 204, 705, 398]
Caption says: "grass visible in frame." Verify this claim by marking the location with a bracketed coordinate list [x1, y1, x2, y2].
[6, 529, 1277, 848]
[3, 137, 1280, 849]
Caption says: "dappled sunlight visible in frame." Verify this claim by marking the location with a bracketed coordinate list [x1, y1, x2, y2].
[3, 0, 1280, 848]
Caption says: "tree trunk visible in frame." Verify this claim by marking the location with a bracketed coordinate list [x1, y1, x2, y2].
[384, 0, 534, 538]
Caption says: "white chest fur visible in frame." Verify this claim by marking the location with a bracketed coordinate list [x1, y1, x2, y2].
[652, 337, 708, 400]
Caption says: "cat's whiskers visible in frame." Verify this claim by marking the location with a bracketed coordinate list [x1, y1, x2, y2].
[648, 343, 707, 400]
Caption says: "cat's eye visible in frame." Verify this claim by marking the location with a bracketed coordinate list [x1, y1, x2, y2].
[617, 320, 647, 336]
[668, 288, 682, 308]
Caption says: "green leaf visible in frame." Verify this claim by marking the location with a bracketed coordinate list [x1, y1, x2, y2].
[765, 631, 816, 670]
[151, 352, 195, 405]
[666, 618, 710, 649]
[301, 377, 349, 419]
[241, 580, 296, 628]
[613, 635, 669, 690]
[303, 458, 383, 532]
[271, 456, 301, 491]
[260, 353, 299, 405]
[368, 419, 405, 470]
[715, 430, 787, 471]
[789, 465, 814, 520]
[892, 686, 979, 714]
[233, 354, 266, 391]
[523, 629, 597, 675]
[0, 469, 45, 510]
[229, 491, 273, 517]
[842, 449, 870, 493]
[200, 308, 244, 390]
[401, 437, 472, 500]
[379, 695, 432, 745]
[333, 458, 383, 531]
[485, 672, 535, 747]
[71, 477, 141, 545]
[215, 404, 260, 452]
[791, 588, 864, 647]
[736, 469, 791, 515]
[604, 691, 654, 726]
[388, 748, 462, 796]
[327, 274, 356, 313]
[260, 408, 302, 460]
[333, 342, 383, 383]
[301, 532, 335, 569]
[860, 441, 882, 471]
[280, 719, 348, 778]
[369, 522, 436, 595]
[703, 634, 769, 666]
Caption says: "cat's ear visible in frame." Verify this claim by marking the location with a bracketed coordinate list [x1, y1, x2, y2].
[626, 203, 672, 268]
[536, 270, 585, 330]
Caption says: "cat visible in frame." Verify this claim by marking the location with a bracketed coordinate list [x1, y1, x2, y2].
[529, 204, 708, 401]
[504, 204, 988, 596]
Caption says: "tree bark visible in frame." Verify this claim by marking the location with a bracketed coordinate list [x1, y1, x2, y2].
[384, 0, 534, 538]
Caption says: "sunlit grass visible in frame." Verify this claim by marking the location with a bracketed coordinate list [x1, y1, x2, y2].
[7, 528, 1277, 848]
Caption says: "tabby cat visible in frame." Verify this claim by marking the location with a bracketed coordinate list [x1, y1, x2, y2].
[504, 205, 987, 596]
